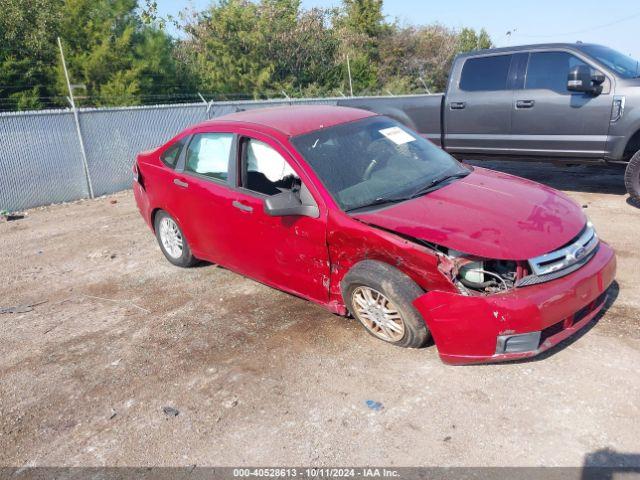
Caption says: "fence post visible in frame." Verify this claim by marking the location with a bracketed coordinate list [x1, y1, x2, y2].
[58, 37, 94, 199]
[346, 54, 354, 97]
[198, 92, 215, 119]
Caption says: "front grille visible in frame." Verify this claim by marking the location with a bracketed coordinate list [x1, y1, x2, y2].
[515, 245, 599, 287]
[516, 222, 599, 288]
[528, 222, 599, 276]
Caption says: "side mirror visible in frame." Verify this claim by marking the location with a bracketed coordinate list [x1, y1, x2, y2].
[591, 71, 606, 86]
[263, 186, 319, 218]
[567, 65, 604, 94]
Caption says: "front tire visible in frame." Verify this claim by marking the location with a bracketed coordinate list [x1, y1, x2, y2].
[342, 260, 430, 348]
[625, 151, 640, 202]
[154, 211, 198, 267]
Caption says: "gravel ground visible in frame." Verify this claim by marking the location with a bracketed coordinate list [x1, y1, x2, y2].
[0, 161, 639, 468]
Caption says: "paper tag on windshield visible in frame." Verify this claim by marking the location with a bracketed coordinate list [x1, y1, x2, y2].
[379, 127, 416, 145]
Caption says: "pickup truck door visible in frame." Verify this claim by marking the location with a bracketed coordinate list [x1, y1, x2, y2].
[510, 50, 613, 159]
[444, 53, 518, 156]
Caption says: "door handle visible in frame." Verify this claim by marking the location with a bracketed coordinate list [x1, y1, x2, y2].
[232, 200, 253, 213]
[516, 100, 535, 109]
[173, 178, 188, 188]
[450, 101, 466, 110]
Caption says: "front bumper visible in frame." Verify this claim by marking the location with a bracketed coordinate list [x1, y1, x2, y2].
[413, 242, 617, 365]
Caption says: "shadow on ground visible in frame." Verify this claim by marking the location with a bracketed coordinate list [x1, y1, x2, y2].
[582, 448, 640, 479]
[466, 160, 628, 196]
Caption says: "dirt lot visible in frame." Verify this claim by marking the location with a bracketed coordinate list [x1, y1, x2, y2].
[0, 161, 639, 468]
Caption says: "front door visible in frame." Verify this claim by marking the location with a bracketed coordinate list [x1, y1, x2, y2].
[510, 50, 613, 159]
[225, 132, 330, 304]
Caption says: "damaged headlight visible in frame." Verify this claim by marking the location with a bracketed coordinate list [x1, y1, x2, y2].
[448, 250, 519, 295]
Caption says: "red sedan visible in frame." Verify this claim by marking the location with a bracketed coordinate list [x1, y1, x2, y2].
[133, 106, 616, 365]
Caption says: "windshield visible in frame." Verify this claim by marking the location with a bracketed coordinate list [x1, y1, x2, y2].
[579, 45, 639, 78]
[291, 116, 469, 212]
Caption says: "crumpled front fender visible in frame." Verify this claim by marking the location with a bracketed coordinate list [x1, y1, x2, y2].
[414, 290, 541, 363]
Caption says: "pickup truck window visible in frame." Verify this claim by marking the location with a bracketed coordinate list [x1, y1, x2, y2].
[291, 117, 468, 212]
[459, 55, 512, 91]
[525, 52, 588, 93]
[578, 44, 639, 79]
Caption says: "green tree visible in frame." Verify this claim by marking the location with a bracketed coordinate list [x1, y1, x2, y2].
[0, 0, 495, 110]
[0, 0, 63, 110]
[60, 0, 181, 106]
[0, 0, 185, 110]
[180, 0, 340, 98]
[341, 0, 384, 38]
[181, 0, 270, 97]
[458, 27, 493, 52]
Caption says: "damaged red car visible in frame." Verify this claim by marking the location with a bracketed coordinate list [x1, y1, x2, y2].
[133, 105, 616, 365]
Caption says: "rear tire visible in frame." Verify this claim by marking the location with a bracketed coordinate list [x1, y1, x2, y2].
[341, 260, 430, 348]
[625, 151, 640, 202]
[154, 210, 198, 268]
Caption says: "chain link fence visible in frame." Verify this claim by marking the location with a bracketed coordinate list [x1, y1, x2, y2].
[0, 98, 341, 211]
[0, 95, 433, 211]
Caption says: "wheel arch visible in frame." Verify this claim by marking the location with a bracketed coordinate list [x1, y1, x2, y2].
[150, 207, 162, 232]
[339, 259, 426, 304]
[624, 128, 640, 160]
[150, 207, 183, 233]
[339, 258, 431, 348]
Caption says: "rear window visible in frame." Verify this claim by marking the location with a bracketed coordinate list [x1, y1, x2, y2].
[459, 55, 512, 91]
[185, 133, 233, 181]
[160, 138, 186, 168]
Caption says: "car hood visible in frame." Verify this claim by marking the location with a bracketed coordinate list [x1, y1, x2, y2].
[353, 167, 587, 260]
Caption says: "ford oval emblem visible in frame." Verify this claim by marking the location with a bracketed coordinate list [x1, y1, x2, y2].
[571, 246, 587, 261]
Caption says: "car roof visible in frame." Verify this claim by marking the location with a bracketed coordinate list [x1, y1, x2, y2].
[199, 105, 377, 137]
[456, 42, 606, 58]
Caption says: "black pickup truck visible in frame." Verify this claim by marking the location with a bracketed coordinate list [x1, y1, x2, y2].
[340, 43, 640, 201]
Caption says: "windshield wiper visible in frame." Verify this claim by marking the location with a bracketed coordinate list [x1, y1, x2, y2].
[345, 171, 470, 213]
[345, 194, 413, 212]
[408, 171, 470, 198]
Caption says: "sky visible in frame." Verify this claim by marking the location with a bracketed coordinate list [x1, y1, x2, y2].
[156, 0, 640, 59]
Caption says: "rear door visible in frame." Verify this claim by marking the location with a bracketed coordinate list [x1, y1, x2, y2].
[511, 50, 613, 159]
[444, 53, 517, 155]
[172, 130, 241, 265]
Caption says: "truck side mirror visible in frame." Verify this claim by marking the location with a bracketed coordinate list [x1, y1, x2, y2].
[263, 184, 319, 218]
[567, 65, 604, 95]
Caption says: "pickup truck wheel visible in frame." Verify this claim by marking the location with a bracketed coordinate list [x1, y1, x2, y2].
[342, 260, 430, 348]
[625, 151, 640, 202]
[154, 211, 198, 268]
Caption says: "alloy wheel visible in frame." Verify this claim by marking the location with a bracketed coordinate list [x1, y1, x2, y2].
[352, 286, 405, 342]
[159, 217, 183, 259]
